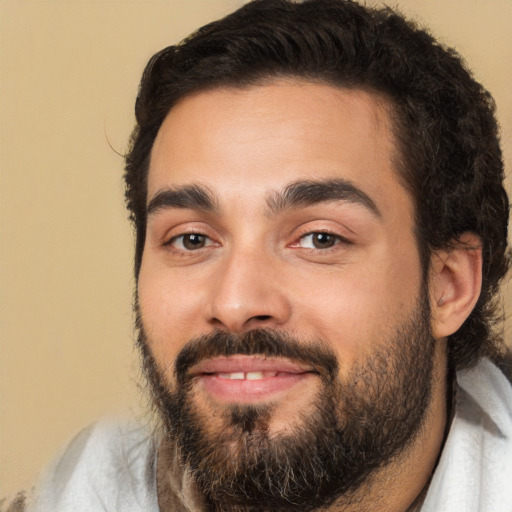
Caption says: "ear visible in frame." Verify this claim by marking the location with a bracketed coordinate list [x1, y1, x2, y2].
[429, 233, 482, 339]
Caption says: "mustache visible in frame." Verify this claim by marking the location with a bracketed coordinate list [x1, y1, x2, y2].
[174, 328, 339, 385]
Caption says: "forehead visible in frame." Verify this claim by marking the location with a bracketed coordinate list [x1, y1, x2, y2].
[148, 81, 411, 220]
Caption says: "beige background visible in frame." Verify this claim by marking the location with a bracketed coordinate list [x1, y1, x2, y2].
[1, 0, 511, 502]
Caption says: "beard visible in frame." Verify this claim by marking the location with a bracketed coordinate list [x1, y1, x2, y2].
[137, 295, 435, 512]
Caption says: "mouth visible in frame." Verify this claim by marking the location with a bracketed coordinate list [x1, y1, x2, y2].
[189, 355, 317, 403]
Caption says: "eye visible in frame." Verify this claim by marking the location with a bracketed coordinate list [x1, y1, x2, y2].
[298, 232, 342, 249]
[169, 233, 213, 251]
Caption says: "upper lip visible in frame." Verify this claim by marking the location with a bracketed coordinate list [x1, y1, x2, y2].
[189, 355, 314, 375]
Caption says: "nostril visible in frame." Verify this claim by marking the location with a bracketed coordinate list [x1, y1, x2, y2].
[252, 315, 272, 321]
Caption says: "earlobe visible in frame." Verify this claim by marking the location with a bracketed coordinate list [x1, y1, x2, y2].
[429, 233, 482, 339]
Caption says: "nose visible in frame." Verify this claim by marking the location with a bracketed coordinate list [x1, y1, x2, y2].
[204, 248, 292, 333]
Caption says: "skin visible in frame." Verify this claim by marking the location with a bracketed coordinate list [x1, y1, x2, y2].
[138, 81, 481, 511]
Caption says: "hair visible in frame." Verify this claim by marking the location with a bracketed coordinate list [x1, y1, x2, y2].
[124, 0, 509, 370]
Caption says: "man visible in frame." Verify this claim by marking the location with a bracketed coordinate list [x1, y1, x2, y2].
[29, 0, 512, 511]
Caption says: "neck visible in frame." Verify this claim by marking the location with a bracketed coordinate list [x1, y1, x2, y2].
[156, 345, 449, 512]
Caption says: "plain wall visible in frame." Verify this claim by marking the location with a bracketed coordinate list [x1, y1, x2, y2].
[1, 0, 511, 501]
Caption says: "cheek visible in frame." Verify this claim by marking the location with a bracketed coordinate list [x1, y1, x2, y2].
[289, 246, 422, 366]
[289, 275, 377, 365]
[137, 261, 204, 363]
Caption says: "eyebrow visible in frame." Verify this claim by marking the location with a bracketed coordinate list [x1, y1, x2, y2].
[147, 184, 217, 216]
[146, 178, 381, 219]
[266, 178, 382, 218]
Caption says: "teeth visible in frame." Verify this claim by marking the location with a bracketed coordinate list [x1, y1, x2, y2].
[217, 371, 279, 380]
[218, 372, 245, 380]
[247, 371, 278, 380]
[246, 371, 265, 380]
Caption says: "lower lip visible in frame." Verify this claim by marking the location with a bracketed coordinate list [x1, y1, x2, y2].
[197, 372, 314, 403]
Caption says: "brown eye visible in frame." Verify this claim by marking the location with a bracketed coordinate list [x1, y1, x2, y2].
[313, 233, 337, 249]
[183, 234, 206, 250]
[171, 233, 210, 250]
[298, 232, 340, 249]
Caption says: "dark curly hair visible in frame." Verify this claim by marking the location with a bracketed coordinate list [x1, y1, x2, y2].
[125, 0, 509, 370]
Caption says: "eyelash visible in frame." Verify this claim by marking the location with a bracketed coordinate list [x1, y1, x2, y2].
[291, 230, 351, 251]
[164, 230, 350, 254]
[165, 232, 216, 252]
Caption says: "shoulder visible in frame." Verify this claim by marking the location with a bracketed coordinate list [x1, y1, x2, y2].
[28, 418, 159, 512]
[421, 359, 512, 512]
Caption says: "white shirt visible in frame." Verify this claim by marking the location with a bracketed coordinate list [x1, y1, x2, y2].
[28, 359, 512, 511]
[29, 420, 160, 512]
[421, 359, 512, 511]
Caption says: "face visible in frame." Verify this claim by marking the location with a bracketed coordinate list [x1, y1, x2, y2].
[138, 82, 434, 508]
